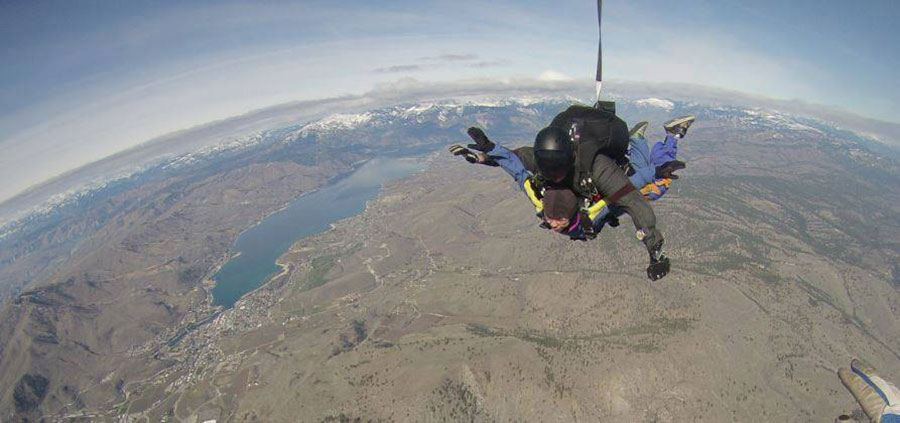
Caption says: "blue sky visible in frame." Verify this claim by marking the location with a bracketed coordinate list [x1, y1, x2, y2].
[0, 0, 898, 203]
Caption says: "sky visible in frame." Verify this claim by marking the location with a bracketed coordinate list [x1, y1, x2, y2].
[0, 0, 898, 204]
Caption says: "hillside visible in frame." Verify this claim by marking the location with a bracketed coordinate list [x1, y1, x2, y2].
[1, 95, 898, 422]
[111, 110, 900, 422]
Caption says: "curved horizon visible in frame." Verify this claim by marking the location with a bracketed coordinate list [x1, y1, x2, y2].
[2, 78, 898, 231]
[1, 0, 898, 215]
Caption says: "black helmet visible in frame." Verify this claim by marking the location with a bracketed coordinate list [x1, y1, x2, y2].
[534, 126, 574, 181]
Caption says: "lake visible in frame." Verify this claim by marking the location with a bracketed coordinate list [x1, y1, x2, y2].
[211, 157, 425, 309]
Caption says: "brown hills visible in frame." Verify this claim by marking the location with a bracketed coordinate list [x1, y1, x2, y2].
[1, 99, 899, 422]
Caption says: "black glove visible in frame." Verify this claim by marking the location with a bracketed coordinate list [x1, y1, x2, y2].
[655, 160, 686, 180]
[449, 145, 499, 167]
[466, 127, 495, 152]
[639, 227, 669, 281]
[449, 144, 479, 163]
[647, 255, 670, 281]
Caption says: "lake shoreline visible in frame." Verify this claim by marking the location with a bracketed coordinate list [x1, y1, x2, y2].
[208, 157, 427, 310]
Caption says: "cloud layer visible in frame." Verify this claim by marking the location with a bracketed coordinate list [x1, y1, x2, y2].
[0, 0, 897, 204]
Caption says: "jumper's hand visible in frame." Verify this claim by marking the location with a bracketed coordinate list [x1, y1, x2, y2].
[639, 228, 668, 281]
[647, 255, 670, 281]
[466, 127, 496, 152]
[449, 145, 498, 167]
[449, 144, 479, 164]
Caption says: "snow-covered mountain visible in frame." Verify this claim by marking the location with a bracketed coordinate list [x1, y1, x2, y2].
[1, 95, 892, 241]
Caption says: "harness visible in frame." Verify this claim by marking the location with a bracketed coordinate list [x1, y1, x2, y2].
[550, 105, 629, 194]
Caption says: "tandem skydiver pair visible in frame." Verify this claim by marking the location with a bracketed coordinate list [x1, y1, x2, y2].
[450, 104, 694, 281]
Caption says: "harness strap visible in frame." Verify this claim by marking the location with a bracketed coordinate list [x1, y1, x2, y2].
[579, 209, 597, 239]
[566, 213, 582, 233]
[524, 178, 544, 214]
[586, 199, 608, 221]
[606, 183, 635, 204]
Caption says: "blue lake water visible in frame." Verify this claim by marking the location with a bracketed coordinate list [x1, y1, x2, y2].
[211, 157, 425, 309]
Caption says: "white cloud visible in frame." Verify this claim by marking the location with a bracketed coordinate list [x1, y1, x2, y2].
[0, 32, 545, 203]
[604, 22, 825, 104]
[538, 70, 573, 82]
